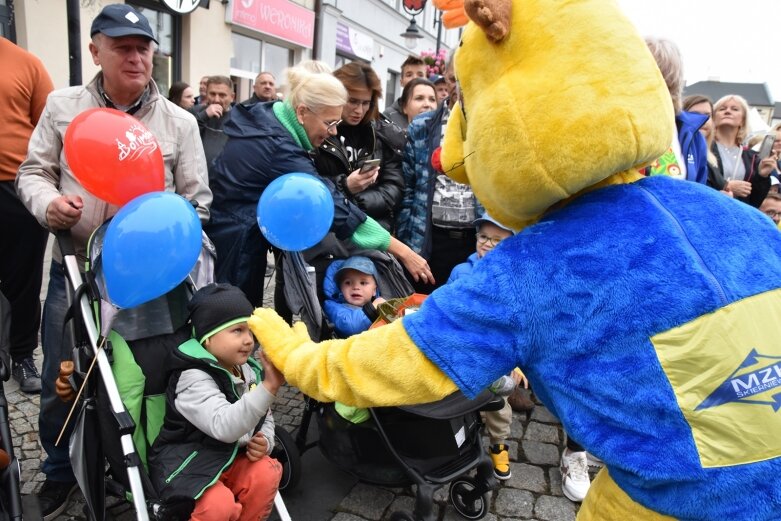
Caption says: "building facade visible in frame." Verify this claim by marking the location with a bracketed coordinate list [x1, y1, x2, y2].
[6, 0, 455, 107]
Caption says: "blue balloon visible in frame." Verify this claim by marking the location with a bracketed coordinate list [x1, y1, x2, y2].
[257, 173, 334, 252]
[103, 192, 202, 309]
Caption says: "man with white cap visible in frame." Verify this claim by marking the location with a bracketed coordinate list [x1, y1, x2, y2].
[16, 4, 211, 518]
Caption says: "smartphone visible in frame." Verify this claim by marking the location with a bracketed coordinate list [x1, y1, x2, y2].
[758, 133, 776, 160]
[359, 158, 381, 173]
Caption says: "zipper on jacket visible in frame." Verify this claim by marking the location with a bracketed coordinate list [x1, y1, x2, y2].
[194, 444, 239, 499]
[165, 450, 199, 483]
[322, 136, 354, 172]
[640, 186, 728, 306]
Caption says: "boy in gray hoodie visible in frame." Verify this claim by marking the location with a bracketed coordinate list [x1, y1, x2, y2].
[150, 284, 284, 520]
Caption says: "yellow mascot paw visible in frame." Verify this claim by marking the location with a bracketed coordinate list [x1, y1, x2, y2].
[249, 308, 310, 370]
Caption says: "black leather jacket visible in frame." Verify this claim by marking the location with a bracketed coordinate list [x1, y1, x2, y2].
[711, 142, 770, 208]
[314, 116, 406, 231]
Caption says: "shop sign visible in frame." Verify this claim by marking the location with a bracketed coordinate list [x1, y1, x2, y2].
[162, 0, 200, 14]
[336, 22, 373, 61]
[231, 0, 315, 48]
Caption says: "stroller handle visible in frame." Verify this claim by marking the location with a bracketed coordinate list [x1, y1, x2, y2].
[56, 229, 76, 257]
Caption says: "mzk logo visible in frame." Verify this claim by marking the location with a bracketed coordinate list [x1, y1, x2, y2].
[697, 349, 781, 412]
[116, 125, 158, 162]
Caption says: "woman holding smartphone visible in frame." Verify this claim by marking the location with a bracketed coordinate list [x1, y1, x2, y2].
[314, 62, 406, 231]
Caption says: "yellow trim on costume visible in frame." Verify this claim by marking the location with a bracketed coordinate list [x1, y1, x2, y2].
[441, 101, 468, 184]
[652, 289, 781, 468]
[578, 469, 675, 520]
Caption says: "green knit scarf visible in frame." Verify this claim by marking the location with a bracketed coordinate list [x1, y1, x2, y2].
[272, 101, 313, 151]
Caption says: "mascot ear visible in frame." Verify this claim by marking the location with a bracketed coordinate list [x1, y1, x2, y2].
[433, 0, 470, 29]
[465, 0, 511, 42]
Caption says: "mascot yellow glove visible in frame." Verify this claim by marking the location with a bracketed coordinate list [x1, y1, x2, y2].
[249, 308, 457, 407]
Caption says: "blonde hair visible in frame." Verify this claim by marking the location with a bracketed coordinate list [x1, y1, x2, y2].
[747, 134, 764, 149]
[713, 94, 751, 145]
[645, 37, 684, 114]
[285, 60, 347, 112]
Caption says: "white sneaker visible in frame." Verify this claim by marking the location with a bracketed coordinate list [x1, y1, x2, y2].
[560, 448, 591, 502]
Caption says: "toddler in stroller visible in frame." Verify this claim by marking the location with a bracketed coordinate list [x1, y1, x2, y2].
[55, 225, 293, 521]
[278, 249, 503, 521]
[149, 283, 283, 521]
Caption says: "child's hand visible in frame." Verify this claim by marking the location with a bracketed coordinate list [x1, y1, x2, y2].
[372, 296, 386, 308]
[246, 432, 269, 462]
[259, 350, 285, 395]
[512, 368, 528, 389]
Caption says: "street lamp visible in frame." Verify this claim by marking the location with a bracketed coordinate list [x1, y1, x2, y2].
[400, 18, 424, 50]
[400, 0, 425, 50]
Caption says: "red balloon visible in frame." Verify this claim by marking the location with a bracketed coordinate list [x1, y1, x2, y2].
[64, 108, 165, 206]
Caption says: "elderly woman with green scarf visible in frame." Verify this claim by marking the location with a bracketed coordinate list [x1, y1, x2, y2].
[205, 61, 432, 307]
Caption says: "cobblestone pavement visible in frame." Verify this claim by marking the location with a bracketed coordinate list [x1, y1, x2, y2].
[8, 382, 583, 521]
[6, 253, 584, 520]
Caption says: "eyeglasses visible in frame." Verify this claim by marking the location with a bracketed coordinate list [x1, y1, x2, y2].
[475, 233, 505, 247]
[346, 98, 372, 109]
[305, 107, 341, 131]
[764, 210, 781, 219]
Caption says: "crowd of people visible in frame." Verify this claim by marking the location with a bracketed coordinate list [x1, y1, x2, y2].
[2, 3, 781, 520]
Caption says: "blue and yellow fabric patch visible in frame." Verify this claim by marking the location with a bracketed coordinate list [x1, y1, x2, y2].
[653, 288, 781, 468]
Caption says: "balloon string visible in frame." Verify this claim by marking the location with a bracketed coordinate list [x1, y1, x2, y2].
[55, 335, 107, 447]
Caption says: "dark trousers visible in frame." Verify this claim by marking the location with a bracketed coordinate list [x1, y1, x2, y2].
[39, 261, 75, 481]
[0, 181, 48, 363]
[411, 225, 474, 294]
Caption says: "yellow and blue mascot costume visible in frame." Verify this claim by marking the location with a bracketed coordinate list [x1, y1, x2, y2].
[250, 0, 781, 518]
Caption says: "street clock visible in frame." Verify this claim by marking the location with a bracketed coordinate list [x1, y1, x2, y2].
[162, 0, 200, 14]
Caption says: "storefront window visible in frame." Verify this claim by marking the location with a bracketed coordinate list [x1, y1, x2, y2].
[130, 2, 178, 96]
[263, 41, 293, 80]
[231, 33, 262, 72]
[231, 33, 292, 80]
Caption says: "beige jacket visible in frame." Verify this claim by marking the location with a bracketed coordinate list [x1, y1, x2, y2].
[16, 73, 212, 265]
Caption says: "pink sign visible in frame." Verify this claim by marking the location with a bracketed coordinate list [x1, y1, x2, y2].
[231, 0, 315, 48]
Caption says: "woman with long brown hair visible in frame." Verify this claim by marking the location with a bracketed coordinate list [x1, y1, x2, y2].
[313, 61, 406, 231]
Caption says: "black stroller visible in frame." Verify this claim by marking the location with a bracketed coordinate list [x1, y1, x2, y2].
[0, 290, 23, 521]
[279, 245, 502, 521]
[56, 226, 294, 521]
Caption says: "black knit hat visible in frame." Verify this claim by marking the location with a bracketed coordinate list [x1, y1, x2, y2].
[188, 283, 253, 343]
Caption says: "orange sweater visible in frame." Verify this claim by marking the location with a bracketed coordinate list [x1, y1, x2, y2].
[0, 38, 53, 182]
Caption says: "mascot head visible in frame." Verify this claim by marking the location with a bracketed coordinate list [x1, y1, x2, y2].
[434, 0, 673, 231]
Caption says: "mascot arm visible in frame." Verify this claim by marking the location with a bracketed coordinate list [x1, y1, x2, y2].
[249, 309, 458, 407]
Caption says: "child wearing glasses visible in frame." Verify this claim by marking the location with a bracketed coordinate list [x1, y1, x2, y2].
[447, 213, 530, 481]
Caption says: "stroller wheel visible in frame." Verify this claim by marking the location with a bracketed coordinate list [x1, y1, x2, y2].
[272, 426, 302, 492]
[389, 511, 415, 521]
[449, 477, 489, 520]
